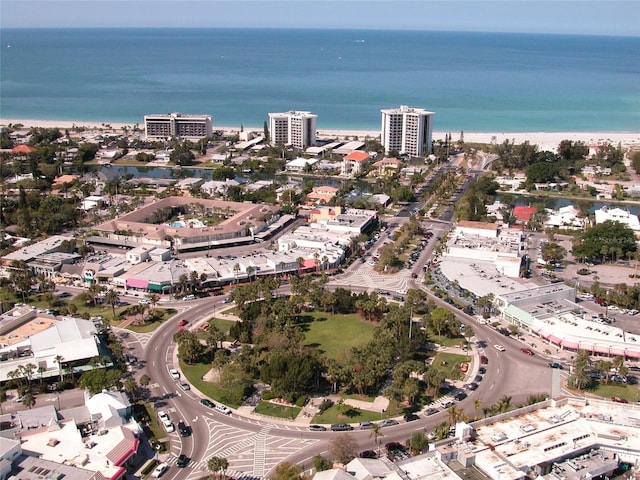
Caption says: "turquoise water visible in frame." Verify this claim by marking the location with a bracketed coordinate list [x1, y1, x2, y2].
[1, 28, 639, 132]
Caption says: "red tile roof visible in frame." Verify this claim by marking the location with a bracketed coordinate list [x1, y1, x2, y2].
[344, 151, 370, 162]
[513, 206, 537, 222]
[12, 145, 36, 154]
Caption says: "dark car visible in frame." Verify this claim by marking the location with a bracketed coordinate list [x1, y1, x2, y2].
[478, 367, 486, 374]
[308, 425, 327, 432]
[178, 421, 190, 437]
[424, 408, 439, 416]
[548, 362, 563, 369]
[176, 454, 189, 468]
[360, 450, 378, 459]
[465, 382, 478, 391]
[403, 413, 420, 422]
[453, 391, 467, 401]
[480, 355, 488, 365]
[199, 399, 215, 408]
[331, 423, 354, 431]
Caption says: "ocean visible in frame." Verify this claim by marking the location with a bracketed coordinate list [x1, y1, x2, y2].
[1, 28, 639, 132]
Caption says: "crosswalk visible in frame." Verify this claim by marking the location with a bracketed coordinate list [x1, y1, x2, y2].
[330, 264, 413, 293]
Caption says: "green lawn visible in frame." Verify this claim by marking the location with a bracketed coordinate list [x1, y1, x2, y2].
[311, 399, 403, 424]
[588, 381, 640, 402]
[178, 358, 240, 408]
[429, 334, 467, 348]
[126, 308, 177, 333]
[430, 352, 471, 381]
[254, 401, 301, 420]
[300, 311, 375, 359]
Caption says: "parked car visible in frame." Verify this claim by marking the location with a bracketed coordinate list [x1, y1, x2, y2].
[424, 408, 439, 416]
[403, 413, 420, 422]
[157, 411, 174, 433]
[548, 362, 563, 369]
[200, 399, 215, 408]
[379, 419, 399, 427]
[520, 348, 534, 356]
[215, 404, 231, 415]
[480, 356, 488, 365]
[177, 319, 188, 327]
[178, 381, 190, 391]
[465, 382, 478, 391]
[478, 367, 486, 374]
[453, 391, 467, 401]
[440, 400, 454, 409]
[331, 423, 354, 431]
[359, 421, 375, 430]
[359, 450, 378, 459]
[308, 425, 326, 432]
[611, 397, 629, 403]
[168, 368, 180, 380]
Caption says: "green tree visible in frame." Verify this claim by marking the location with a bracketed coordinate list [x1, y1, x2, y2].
[312, 455, 332, 472]
[207, 456, 229, 479]
[541, 242, 567, 265]
[572, 221, 637, 264]
[271, 462, 306, 480]
[409, 431, 428, 455]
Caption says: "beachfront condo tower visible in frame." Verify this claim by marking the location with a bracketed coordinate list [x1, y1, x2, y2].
[144, 113, 213, 140]
[380, 105, 434, 156]
[268, 111, 317, 149]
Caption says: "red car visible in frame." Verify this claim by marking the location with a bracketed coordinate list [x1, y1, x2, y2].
[178, 320, 188, 327]
[611, 397, 628, 404]
[520, 348, 534, 356]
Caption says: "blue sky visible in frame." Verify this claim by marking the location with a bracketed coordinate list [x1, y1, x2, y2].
[2, 1, 639, 36]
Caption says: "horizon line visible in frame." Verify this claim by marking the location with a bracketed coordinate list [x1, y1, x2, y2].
[1, 26, 638, 38]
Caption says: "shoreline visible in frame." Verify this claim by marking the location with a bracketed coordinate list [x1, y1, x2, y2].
[2, 117, 639, 152]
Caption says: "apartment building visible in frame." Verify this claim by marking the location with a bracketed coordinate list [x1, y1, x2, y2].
[144, 112, 212, 139]
[268, 111, 317, 149]
[381, 105, 434, 156]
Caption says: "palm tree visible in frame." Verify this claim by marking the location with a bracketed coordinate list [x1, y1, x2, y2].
[473, 398, 482, 419]
[370, 423, 383, 453]
[22, 392, 36, 409]
[447, 404, 462, 425]
[87, 282, 104, 306]
[207, 456, 228, 479]
[148, 293, 160, 311]
[246, 265, 255, 282]
[104, 288, 120, 325]
[296, 256, 305, 275]
[498, 395, 513, 413]
[232, 263, 241, 283]
[54, 355, 64, 382]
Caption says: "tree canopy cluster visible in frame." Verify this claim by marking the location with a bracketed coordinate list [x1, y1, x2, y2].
[572, 220, 637, 264]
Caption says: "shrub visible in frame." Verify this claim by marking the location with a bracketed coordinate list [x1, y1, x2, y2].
[262, 391, 275, 400]
[318, 399, 334, 413]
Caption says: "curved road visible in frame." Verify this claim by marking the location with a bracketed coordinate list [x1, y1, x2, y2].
[135, 194, 558, 478]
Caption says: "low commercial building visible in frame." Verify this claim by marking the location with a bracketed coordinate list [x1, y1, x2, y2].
[308, 206, 377, 235]
[443, 224, 524, 278]
[89, 197, 280, 252]
[0, 317, 102, 383]
[544, 205, 585, 229]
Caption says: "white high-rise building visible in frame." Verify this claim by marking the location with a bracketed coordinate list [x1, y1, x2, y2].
[380, 105, 434, 156]
[268, 111, 317, 149]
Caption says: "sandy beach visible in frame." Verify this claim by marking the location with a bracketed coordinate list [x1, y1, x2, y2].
[2, 117, 639, 153]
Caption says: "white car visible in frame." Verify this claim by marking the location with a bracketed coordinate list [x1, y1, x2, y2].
[152, 463, 169, 478]
[168, 368, 180, 380]
[493, 344, 506, 352]
[215, 404, 231, 415]
[158, 411, 175, 432]
[397, 289, 408, 295]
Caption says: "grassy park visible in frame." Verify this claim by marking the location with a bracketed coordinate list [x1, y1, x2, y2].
[300, 311, 376, 359]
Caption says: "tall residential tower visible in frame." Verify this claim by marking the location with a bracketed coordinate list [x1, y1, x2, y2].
[268, 111, 317, 149]
[380, 105, 434, 156]
[144, 113, 212, 139]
